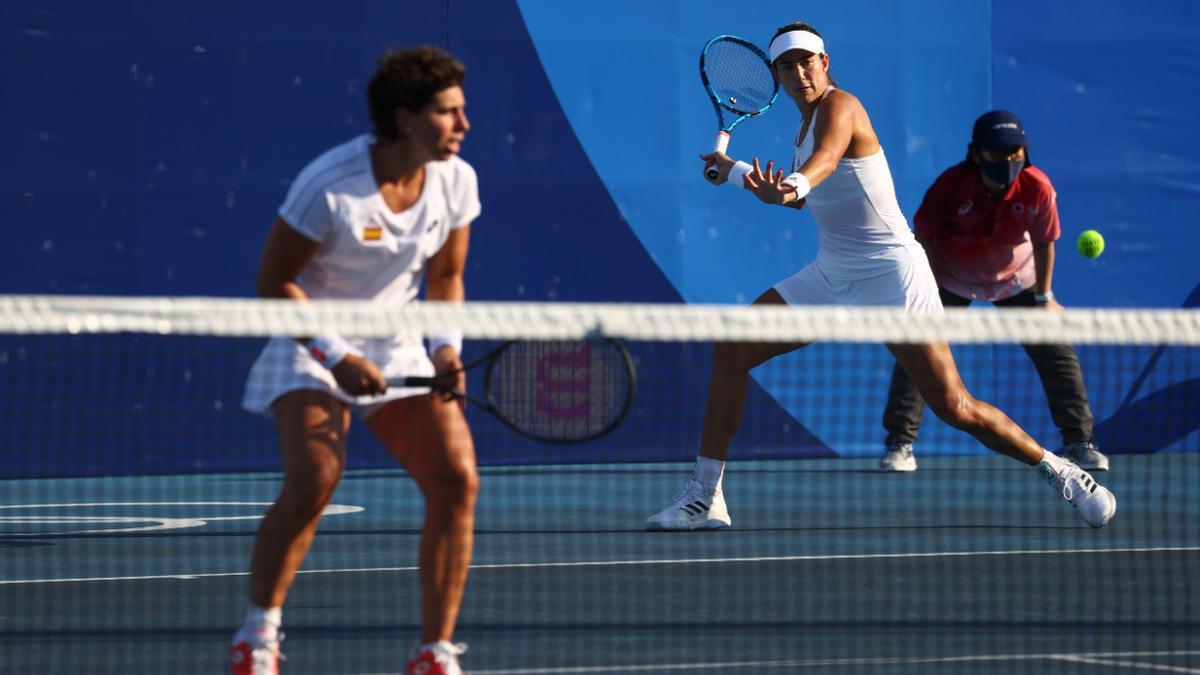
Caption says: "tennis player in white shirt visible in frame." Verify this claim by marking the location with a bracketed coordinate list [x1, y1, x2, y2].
[232, 45, 478, 675]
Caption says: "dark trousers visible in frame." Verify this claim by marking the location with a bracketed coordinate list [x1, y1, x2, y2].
[882, 287, 1095, 447]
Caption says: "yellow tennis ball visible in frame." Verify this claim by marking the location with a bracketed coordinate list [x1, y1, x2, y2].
[1077, 229, 1105, 258]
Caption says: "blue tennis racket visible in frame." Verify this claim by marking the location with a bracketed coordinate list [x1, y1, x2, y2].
[699, 35, 779, 181]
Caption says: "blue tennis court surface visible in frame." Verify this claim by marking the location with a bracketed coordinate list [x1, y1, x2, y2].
[3, 454, 1198, 673]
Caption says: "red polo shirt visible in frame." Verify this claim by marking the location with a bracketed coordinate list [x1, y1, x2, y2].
[914, 162, 1060, 301]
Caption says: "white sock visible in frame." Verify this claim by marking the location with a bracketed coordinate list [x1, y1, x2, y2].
[236, 605, 281, 643]
[1038, 449, 1070, 474]
[692, 456, 725, 493]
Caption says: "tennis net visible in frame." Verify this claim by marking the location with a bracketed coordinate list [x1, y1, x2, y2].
[1, 295, 1198, 673]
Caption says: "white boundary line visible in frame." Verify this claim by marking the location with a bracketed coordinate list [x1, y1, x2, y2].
[352, 651, 1200, 674]
[0, 501, 362, 535]
[2, 545, 1197, 586]
[1051, 653, 1200, 673]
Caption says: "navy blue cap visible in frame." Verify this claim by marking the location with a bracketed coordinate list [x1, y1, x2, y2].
[972, 110, 1028, 150]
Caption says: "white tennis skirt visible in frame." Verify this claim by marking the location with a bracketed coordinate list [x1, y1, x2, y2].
[242, 335, 435, 418]
[773, 244, 943, 312]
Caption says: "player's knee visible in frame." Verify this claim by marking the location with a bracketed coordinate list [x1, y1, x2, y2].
[426, 459, 479, 509]
[926, 391, 979, 431]
[455, 462, 480, 505]
[281, 456, 343, 515]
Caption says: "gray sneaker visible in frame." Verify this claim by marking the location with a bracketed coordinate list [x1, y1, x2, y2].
[1062, 440, 1110, 472]
[880, 441, 917, 472]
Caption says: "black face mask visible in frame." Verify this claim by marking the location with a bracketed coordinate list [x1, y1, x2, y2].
[979, 158, 1023, 187]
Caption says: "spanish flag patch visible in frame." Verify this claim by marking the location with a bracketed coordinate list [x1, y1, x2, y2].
[362, 225, 383, 241]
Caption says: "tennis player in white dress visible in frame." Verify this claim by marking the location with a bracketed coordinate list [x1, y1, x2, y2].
[645, 22, 1115, 533]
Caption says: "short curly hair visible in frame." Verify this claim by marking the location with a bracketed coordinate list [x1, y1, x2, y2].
[367, 45, 466, 142]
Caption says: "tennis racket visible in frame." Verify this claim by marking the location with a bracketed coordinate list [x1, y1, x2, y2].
[390, 338, 636, 444]
[699, 35, 779, 181]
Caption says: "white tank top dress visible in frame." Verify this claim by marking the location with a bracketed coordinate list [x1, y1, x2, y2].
[772, 88, 941, 313]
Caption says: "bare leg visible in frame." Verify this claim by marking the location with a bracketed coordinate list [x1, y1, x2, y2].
[700, 288, 809, 460]
[250, 390, 350, 608]
[368, 394, 478, 644]
[887, 341, 1044, 465]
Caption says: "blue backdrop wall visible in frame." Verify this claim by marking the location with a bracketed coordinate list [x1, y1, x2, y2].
[2, 0, 1197, 476]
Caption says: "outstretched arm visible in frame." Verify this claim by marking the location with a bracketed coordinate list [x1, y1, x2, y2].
[794, 91, 856, 188]
[706, 92, 861, 207]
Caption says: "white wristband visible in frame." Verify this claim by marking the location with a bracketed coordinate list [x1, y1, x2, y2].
[780, 172, 812, 200]
[428, 331, 463, 359]
[727, 161, 753, 190]
[307, 332, 358, 369]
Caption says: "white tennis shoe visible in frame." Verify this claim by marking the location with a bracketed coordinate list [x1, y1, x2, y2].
[880, 441, 917, 472]
[644, 480, 731, 531]
[1041, 461, 1117, 528]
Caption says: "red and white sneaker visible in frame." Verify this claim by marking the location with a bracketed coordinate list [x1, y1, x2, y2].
[228, 630, 285, 675]
[407, 640, 467, 675]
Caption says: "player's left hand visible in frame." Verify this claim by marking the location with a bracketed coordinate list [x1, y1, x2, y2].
[431, 346, 467, 408]
[743, 157, 799, 206]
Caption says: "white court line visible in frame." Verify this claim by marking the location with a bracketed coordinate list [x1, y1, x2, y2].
[1051, 654, 1200, 673]
[0, 501, 362, 535]
[2, 545, 1197, 586]
[354, 650, 1200, 674]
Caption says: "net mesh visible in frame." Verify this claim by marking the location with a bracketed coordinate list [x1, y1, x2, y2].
[2, 296, 1198, 673]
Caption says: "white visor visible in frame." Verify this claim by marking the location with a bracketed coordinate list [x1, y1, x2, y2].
[769, 31, 826, 62]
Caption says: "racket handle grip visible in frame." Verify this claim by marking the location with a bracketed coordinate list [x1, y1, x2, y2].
[705, 132, 730, 181]
[712, 131, 730, 154]
[390, 376, 437, 387]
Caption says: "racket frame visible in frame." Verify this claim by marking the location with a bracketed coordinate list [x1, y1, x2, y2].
[699, 34, 779, 180]
[391, 338, 636, 445]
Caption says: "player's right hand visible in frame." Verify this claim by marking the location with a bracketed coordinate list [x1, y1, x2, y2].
[430, 346, 467, 407]
[701, 151, 734, 184]
[331, 354, 388, 397]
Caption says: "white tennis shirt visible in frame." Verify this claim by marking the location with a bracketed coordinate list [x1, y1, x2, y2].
[280, 134, 481, 304]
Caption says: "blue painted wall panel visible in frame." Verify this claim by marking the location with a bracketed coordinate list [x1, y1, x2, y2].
[989, 0, 1200, 456]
